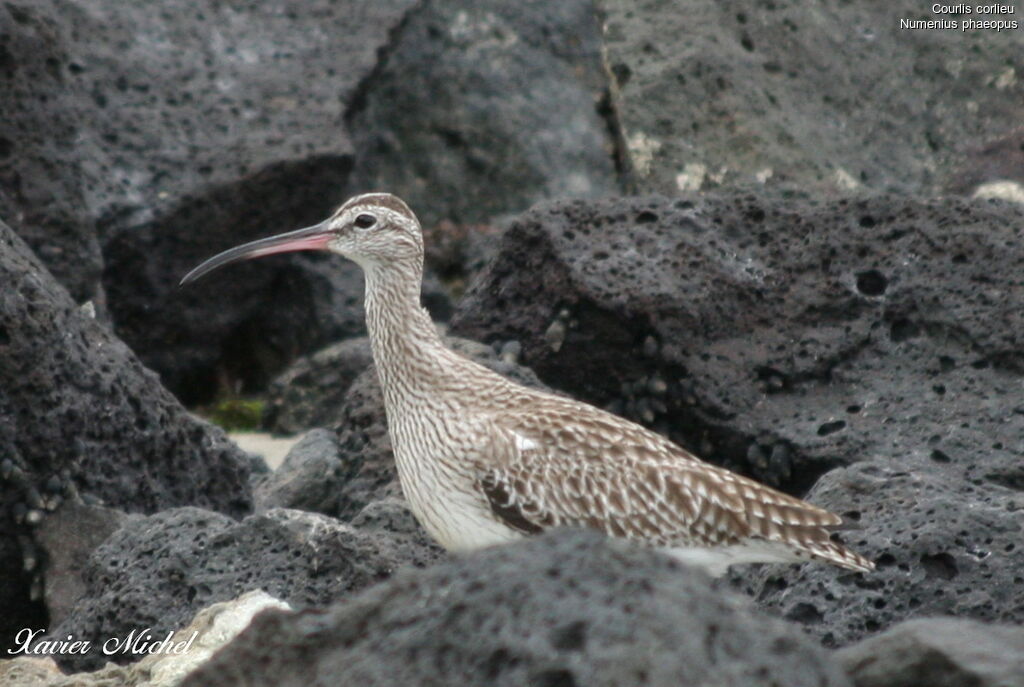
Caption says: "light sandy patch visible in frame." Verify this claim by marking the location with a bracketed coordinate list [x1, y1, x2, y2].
[229, 432, 301, 470]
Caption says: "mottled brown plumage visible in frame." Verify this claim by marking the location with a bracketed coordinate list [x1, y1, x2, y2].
[183, 192, 874, 576]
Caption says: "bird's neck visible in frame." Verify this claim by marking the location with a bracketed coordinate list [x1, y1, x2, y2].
[363, 262, 448, 404]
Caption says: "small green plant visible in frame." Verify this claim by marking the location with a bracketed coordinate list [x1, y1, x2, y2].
[203, 398, 265, 431]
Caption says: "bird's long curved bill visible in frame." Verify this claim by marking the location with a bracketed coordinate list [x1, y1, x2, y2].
[179, 220, 333, 285]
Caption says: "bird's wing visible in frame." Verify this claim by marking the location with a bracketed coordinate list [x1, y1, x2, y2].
[473, 402, 859, 559]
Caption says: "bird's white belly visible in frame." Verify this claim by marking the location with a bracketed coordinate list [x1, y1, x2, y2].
[396, 459, 519, 550]
[389, 416, 520, 551]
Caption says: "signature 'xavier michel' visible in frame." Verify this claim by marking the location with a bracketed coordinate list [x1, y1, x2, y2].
[182, 193, 874, 576]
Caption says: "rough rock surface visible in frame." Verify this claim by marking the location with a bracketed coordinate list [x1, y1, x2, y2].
[732, 461, 1024, 647]
[0, 219, 253, 650]
[346, 0, 620, 228]
[836, 618, 1024, 687]
[600, 0, 1024, 196]
[451, 194, 1024, 493]
[182, 531, 852, 687]
[0, 221, 253, 513]
[262, 339, 376, 435]
[325, 336, 549, 519]
[255, 429, 348, 514]
[0, 3, 104, 306]
[48, 506, 442, 671]
[34, 502, 131, 628]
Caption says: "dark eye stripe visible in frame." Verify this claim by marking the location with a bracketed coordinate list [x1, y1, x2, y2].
[354, 213, 376, 229]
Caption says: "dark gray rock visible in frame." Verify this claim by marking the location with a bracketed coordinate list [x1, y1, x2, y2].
[450, 194, 1024, 494]
[255, 429, 349, 514]
[346, 0, 620, 229]
[0, 218, 253, 651]
[329, 365, 402, 520]
[600, 0, 1024, 197]
[327, 336, 549, 519]
[0, 530, 43, 664]
[34, 501, 132, 628]
[182, 530, 852, 687]
[836, 618, 1024, 687]
[732, 461, 1024, 647]
[0, 3, 105, 306]
[263, 338, 375, 435]
[48, 505, 443, 671]
[349, 497, 434, 542]
[0, 219, 253, 514]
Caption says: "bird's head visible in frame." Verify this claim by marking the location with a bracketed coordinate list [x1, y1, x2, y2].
[180, 192, 423, 285]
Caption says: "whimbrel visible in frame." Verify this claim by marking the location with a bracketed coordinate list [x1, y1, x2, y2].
[182, 193, 874, 576]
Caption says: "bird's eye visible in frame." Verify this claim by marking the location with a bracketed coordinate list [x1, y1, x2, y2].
[354, 213, 376, 229]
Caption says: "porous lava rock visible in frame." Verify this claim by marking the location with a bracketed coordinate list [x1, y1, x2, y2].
[732, 461, 1024, 647]
[836, 617, 1024, 687]
[0, 0, 624, 404]
[0, 3, 104, 306]
[346, 0, 620, 228]
[0, 218, 252, 651]
[48, 506, 442, 672]
[262, 338, 375, 435]
[600, 0, 1024, 196]
[182, 530, 852, 687]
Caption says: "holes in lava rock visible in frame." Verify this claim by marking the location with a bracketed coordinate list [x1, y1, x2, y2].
[756, 366, 789, 393]
[534, 669, 578, 687]
[785, 602, 824, 624]
[938, 355, 956, 372]
[984, 468, 1024, 492]
[845, 404, 862, 414]
[875, 553, 897, 569]
[483, 648, 518, 680]
[635, 211, 658, 224]
[858, 215, 877, 228]
[550, 621, 587, 651]
[889, 318, 919, 343]
[0, 137, 12, 160]
[952, 253, 968, 264]
[816, 420, 846, 436]
[930, 449, 951, 463]
[932, 384, 946, 395]
[920, 552, 958, 580]
[855, 269, 888, 296]
[0, 324, 9, 346]
[611, 62, 632, 87]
